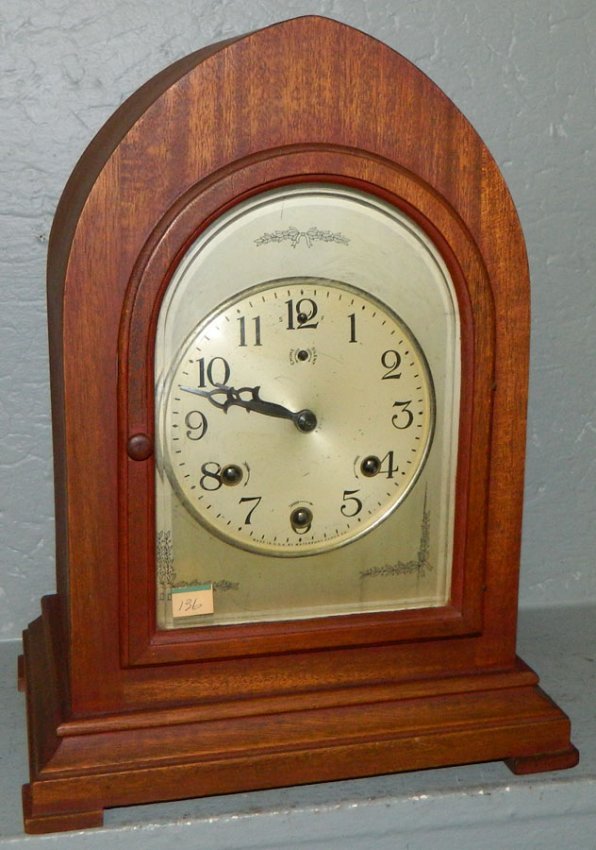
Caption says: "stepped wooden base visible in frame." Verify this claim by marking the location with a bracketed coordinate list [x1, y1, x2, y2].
[20, 612, 578, 834]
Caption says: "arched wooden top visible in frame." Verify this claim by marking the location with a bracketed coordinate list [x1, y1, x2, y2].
[49, 15, 527, 306]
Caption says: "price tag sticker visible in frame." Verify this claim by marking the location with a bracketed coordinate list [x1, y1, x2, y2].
[171, 583, 214, 618]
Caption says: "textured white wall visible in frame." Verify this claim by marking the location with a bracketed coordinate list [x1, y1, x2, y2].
[1, 0, 594, 640]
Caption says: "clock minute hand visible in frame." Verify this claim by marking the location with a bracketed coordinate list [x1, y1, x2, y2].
[179, 385, 317, 433]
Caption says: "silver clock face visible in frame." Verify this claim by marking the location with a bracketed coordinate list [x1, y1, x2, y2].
[161, 278, 435, 556]
[154, 183, 460, 629]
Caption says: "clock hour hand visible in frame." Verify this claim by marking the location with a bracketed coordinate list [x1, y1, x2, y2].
[179, 384, 317, 433]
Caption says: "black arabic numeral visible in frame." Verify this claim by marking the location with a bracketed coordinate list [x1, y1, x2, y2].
[198, 356, 231, 387]
[199, 461, 222, 490]
[379, 450, 399, 478]
[348, 313, 357, 343]
[286, 297, 319, 330]
[391, 400, 414, 430]
[381, 349, 402, 379]
[238, 315, 262, 347]
[184, 410, 208, 440]
[340, 489, 363, 517]
[239, 496, 262, 525]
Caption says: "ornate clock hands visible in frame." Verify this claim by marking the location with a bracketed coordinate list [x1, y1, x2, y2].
[180, 384, 317, 432]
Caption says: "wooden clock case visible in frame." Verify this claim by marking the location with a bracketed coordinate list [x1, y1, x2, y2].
[19, 16, 577, 834]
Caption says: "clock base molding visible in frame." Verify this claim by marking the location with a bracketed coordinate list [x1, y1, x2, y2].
[20, 598, 578, 834]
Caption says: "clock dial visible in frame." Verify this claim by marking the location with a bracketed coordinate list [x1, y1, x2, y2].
[161, 278, 435, 556]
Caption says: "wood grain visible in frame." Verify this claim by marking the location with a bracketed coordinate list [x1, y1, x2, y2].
[21, 16, 576, 832]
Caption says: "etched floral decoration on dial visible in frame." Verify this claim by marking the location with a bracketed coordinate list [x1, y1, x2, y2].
[161, 278, 435, 556]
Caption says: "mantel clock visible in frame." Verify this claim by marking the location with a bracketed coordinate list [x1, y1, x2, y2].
[19, 16, 577, 833]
